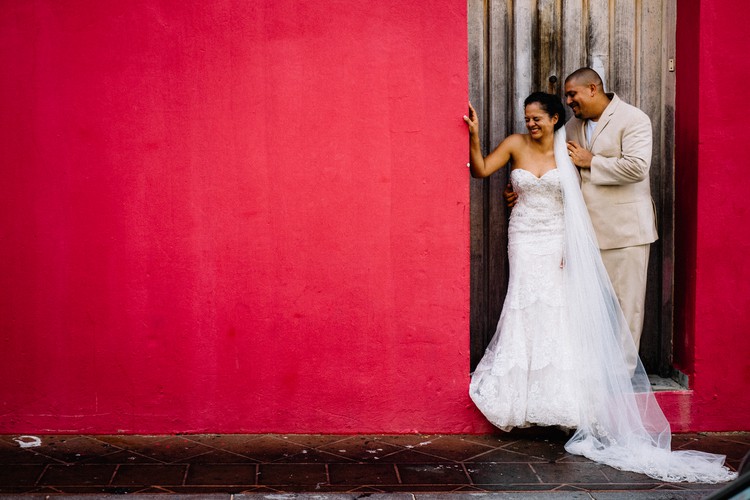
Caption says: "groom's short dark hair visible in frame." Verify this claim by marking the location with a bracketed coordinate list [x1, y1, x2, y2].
[566, 68, 605, 91]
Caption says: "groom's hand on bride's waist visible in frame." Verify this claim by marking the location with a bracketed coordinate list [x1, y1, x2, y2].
[503, 183, 518, 208]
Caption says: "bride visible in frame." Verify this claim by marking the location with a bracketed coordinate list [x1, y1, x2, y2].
[463, 92, 737, 483]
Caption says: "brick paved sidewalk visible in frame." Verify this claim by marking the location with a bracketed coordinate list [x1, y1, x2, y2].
[0, 430, 747, 496]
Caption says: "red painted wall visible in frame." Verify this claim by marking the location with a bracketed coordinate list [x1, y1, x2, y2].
[1, 0, 747, 435]
[0, 0, 478, 433]
[670, 0, 750, 430]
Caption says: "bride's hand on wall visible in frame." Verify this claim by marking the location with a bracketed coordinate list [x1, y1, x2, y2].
[464, 102, 479, 136]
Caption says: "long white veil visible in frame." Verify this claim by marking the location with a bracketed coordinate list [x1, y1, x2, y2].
[553, 127, 737, 483]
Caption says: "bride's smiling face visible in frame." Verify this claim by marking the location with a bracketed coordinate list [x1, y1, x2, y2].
[524, 103, 558, 139]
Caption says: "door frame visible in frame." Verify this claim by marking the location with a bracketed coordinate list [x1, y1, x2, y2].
[468, 0, 676, 376]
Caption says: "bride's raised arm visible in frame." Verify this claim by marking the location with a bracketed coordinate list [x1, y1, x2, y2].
[464, 102, 520, 178]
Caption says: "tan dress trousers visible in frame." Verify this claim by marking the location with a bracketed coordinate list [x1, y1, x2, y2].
[600, 244, 650, 370]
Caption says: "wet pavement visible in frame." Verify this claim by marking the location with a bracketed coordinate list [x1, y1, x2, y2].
[0, 430, 747, 497]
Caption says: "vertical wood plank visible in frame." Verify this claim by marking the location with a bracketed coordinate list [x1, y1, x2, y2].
[561, 0, 586, 94]
[486, 0, 513, 360]
[513, 0, 536, 131]
[468, 0, 489, 370]
[587, 0, 610, 89]
[489, 1, 512, 147]
[637, 0, 664, 372]
[638, 0, 663, 153]
[658, 0, 677, 376]
[611, 0, 637, 103]
[467, 0, 488, 151]
[538, 0, 562, 93]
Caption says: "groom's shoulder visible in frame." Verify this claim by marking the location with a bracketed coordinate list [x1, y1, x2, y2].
[610, 94, 651, 123]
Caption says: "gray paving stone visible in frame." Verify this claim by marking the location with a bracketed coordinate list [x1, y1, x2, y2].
[0, 433, 744, 496]
[590, 492, 710, 499]
[0, 496, 231, 500]
[235, 495, 414, 500]
[414, 494, 592, 499]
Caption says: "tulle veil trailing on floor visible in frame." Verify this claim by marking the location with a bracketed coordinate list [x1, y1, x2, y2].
[552, 127, 736, 483]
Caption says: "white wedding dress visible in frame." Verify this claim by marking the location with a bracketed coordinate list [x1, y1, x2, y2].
[470, 168, 582, 430]
[469, 129, 738, 484]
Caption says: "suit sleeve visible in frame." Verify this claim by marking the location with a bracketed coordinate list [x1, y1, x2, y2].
[589, 111, 652, 185]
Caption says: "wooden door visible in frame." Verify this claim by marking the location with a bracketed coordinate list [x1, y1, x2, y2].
[469, 0, 676, 375]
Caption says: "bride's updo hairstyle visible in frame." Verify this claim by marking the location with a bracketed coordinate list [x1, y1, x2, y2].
[524, 92, 567, 131]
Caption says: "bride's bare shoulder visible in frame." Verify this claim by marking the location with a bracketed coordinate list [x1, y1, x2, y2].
[500, 133, 527, 149]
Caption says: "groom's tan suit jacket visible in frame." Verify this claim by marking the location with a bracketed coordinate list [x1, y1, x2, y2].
[565, 93, 658, 250]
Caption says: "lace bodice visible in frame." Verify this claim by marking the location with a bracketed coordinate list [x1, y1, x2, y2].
[506, 168, 564, 311]
[508, 168, 563, 246]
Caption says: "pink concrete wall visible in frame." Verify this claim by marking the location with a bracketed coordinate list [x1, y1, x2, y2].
[670, 0, 750, 431]
[2, 0, 747, 435]
[0, 1, 477, 433]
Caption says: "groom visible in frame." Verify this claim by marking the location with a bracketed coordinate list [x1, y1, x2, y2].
[564, 68, 657, 366]
[508, 68, 657, 364]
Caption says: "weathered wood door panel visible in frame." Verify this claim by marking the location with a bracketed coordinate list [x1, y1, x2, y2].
[469, 0, 676, 375]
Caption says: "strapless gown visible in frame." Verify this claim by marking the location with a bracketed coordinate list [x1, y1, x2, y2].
[469, 168, 582, 430]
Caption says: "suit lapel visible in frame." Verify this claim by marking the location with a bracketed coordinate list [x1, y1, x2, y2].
[588, 93, 620, 150]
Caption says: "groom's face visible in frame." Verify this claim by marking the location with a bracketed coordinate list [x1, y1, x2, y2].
[564, 80, 595, 119]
